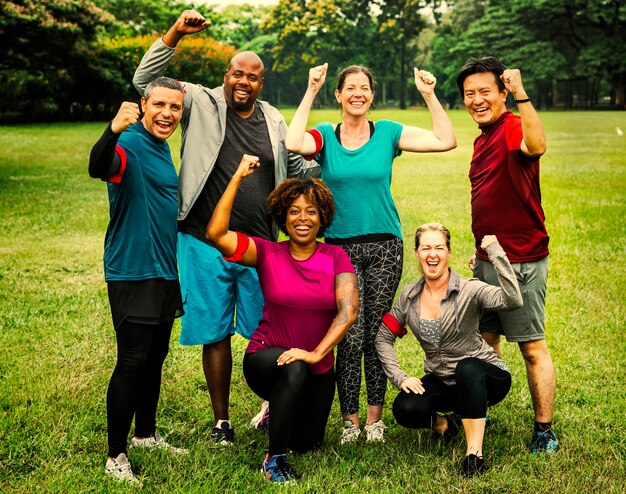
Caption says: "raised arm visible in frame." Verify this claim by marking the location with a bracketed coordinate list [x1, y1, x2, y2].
[88, 102, 140, 180]
[285, 63, 328, 155]
[206, 154, 260, 266]
[277, 271, 359, 366]
[133, 10, 210, 95]
[500, 69, 546, 157]
[472, 235, 523, 310]
[398, 68, 457, 153]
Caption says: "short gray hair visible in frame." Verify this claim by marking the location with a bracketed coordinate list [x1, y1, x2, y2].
[144, 77, 184, 99]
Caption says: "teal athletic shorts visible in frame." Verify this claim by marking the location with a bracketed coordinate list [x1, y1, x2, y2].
[177, 232, 263, 346]
[474, 256, 548, 343]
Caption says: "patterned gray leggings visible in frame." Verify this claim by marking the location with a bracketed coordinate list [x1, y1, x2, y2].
[335, 238, 403, 415]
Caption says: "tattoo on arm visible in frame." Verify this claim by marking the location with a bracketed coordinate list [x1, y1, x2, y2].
[335, 272, 358, 325]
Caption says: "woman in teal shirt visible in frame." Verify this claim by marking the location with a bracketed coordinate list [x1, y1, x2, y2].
[286, 63, 456, 444]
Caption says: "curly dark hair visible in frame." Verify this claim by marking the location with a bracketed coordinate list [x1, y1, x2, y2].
[267, 178, 335, 238]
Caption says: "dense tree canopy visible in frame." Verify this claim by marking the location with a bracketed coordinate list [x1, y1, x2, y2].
[1, 0, 624, 120]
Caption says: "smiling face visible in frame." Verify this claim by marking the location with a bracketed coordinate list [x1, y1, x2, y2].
[285, 194, 320, 246]
[335, 71, 374, 117]
[416, 230, 451, 281]
[463, 71, 508, 126]
[223, 52, 264, 115]
[140, 86, 184, 141]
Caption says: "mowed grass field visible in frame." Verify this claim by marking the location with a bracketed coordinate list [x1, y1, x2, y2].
[0, 109, 625, 493]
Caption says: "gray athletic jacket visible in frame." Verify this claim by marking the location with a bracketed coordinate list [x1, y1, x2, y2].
[133, 38, 319, 238]
[375, 241, 522, 387]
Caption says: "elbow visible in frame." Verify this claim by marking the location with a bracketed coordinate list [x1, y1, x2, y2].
[284, 136, 299, 154]
[345, 305, 359, 329]
[205, 224, 219, 246]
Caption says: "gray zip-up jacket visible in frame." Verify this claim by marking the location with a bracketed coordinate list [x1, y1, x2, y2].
[133, 38, 319, 238]
[375, 241, 522, 387]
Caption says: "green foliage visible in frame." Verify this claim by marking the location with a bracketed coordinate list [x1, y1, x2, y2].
[1, 111, 625, 491]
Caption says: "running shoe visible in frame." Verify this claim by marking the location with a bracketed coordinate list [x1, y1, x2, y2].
[339, 420, 361, 445]
[250, 400, 270, 430]
[364, 419, 386, 443]
[105, 452, 143, 487]
[461, 454, 486, 477]
[261, 453, 296, 484]
[530, 429, 559, 454]
[211, 421, 235, 446]
[131, 430, 188, 455]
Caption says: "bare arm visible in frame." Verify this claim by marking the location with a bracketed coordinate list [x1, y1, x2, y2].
[276, 271, 359, 366]
[500, 69, 546, 157]
[206, 154, 260, 267]
[285, 63, 328, 155]
[398, 68, 457, 152]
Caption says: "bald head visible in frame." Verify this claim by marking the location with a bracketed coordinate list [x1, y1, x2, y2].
[223, 51, 265, 117]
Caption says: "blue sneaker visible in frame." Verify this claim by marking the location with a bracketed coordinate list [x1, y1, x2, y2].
[262, 453, 296, 483]
[530, 430, 559, 454]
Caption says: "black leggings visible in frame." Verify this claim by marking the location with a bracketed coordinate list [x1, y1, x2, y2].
[243, 348, 335, 456]
[107, 319, 172, 458]
[392, 357, 511, 429]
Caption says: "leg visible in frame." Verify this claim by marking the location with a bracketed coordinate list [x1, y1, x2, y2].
[336, 243, 367, 425]
[392, 374, 454, 430]
[454, 358, 511, 457]
[203, 336, 232, 423]
[519, 339, 555, 422]
[288, 370, 335, 453]
[134, 319, 173, 438]
[361, 238, 403, 426]
[243, 349, 309, 456]
[107, 320, 153, 458]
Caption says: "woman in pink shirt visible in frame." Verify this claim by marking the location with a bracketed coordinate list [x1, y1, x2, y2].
[206, 154, 359, 484]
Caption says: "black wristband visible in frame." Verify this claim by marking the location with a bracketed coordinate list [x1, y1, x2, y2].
[514, 98, 531, 104]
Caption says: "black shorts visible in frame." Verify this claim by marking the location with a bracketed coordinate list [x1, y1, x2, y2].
[107, 278, 184, 330]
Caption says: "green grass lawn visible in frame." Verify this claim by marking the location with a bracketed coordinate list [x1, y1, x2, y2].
[1, 109, 625, 492]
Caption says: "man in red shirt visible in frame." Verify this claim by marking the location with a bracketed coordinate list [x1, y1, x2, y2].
[456, 57, 558, 454]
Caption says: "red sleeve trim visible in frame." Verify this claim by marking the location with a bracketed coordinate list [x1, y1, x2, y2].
[504, 115, 523, 152]
[382, 312, 407, 337]
[304, 129, 323, 161]
[223, 231, 250, 262]
[106, 145, 127, 183]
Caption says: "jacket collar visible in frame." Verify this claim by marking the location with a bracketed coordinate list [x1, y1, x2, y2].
[405, 268, 461, 301]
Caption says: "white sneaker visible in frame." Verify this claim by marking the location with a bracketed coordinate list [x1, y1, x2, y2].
[339, 420, 361, 445]
[250, 400, 270, 430]
[131, 430, 188, 455]
[105, 452, 143, 488]
[364, 419, 387, 443]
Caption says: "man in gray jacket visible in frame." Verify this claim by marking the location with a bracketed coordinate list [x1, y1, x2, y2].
[133, 9, 318, 445]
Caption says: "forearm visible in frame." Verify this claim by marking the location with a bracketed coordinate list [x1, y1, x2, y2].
[484, 242, 523, 309]
[206, 174, 242, 241]
[133, 38, 176, 95]
[285, 88, 317, 154]
[374, 326, 408, 388]
[88, 123, 121, 179]
[422, 92, 456, 150]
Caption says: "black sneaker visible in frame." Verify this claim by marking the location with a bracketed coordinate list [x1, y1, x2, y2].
[530, 429, 559, 454]
[211, 421, 234, 446]
[461, 454, 486, 477]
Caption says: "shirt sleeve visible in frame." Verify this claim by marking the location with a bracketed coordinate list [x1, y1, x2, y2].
[504, 115, 524, 152]
[333, 246, 356, 274]
[88, 122, 125, 181]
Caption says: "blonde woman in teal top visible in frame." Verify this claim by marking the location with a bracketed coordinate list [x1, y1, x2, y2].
[286, 63, 456, 444]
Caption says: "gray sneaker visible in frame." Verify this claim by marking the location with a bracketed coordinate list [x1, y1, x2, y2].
[364, 419, 387, 443]
[131, 430, 188, 455]
[339, 421, 361, 445]
[105, 452, 143, 488]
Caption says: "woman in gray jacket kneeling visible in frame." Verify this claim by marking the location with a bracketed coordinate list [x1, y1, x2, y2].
[375, 223, 522, 477]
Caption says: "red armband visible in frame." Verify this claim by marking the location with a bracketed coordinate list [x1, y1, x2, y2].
[382, 312, 407, 337]
[223, 231, 250, 262]
[105, 145, 127, 184]
[304, 129, 323, 161]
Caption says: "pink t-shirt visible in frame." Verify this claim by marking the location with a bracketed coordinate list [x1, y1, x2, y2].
[246, 237, 355, 374]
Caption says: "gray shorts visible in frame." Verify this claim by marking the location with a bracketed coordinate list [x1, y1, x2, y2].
[474, 256, 548, 343]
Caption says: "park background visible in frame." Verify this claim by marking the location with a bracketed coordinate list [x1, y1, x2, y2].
[1, 0, 625, 492]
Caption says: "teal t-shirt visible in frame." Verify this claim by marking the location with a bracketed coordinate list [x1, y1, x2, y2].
[104, 123, 179, 281]
[314, 120, 403, 240]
